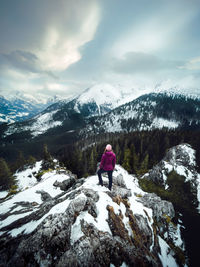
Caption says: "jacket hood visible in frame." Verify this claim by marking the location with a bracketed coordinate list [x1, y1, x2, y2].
[105, 151, 114, 157]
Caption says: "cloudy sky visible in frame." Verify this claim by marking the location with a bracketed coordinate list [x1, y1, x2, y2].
[0, 0, 200, 101]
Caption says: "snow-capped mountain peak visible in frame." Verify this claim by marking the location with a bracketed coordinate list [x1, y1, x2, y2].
[76, 83, 122, 107]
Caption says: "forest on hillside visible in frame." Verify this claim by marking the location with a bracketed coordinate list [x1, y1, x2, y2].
[1, 129, 200, 191]
[55, 129, 200, 178]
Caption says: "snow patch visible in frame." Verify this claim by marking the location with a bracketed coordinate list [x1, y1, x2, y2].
[0, 191, 8, 199]
[25, 110, 62, 137]
[158, 236, 178, 267]
[152, 118, 179, 129]
[15, 161, 43, 190]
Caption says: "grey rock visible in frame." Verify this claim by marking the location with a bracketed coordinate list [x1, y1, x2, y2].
[111, 186, 132, 198]
[114, 174, 127, 188]
[36, 190, 52, 202]
[139, 193, 175, 220]
[53, 177, 76, 191]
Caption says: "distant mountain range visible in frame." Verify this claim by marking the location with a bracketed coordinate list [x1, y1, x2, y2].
[0, 95, 63, 124]
[81, 92, 200, 137]
[0, 83, 144, 125]
[0, 88, 200, 145]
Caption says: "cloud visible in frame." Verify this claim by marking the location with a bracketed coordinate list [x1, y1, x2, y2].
[0, 0, 100, 98]
[111, 52, 183, 74]
[1, 50, 59, 79]
[0, 0, 100, 73]
[179, 57, 200, 70]
[36, 3, 100, 71]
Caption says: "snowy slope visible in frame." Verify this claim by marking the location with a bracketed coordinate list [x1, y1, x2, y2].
[73, 83, 139, 118]
[0, 160, 186, 266]
[75, 83, 142, 109]
[80, 92, 200, 137]
[76, 84, 122, 107]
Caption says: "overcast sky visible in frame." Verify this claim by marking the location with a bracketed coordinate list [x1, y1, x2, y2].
[0, 0, 200, 100]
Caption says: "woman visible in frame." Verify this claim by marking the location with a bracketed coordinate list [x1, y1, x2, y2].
[97, 144, 116, 191]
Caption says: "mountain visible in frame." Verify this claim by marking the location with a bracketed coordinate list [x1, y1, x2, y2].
[1, 144, 197, 266]
[80, 92, 200, 137]
[0, 95, 60, 124]
[0, 84, 134, 141]
[1, 91, 200, 146]
[73, 83, 139, 117]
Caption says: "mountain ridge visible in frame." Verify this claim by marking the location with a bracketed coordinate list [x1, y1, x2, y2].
[80, 92, 200, 138]
[1, 91, 200, 146]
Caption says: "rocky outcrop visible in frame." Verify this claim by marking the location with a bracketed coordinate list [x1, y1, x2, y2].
[139, 193, 175, 220]
[143, 143, 199, 187]
[0, 161, 186, 267]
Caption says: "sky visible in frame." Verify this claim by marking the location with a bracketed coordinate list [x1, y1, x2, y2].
[0, 0, 200, 101]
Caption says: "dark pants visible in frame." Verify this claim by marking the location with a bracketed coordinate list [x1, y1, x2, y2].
[97, 169, 113, 190]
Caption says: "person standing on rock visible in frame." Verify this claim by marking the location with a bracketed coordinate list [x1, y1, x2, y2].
[97, 144, 116, 190]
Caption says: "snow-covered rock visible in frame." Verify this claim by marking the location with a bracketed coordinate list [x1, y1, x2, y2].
[143, 143, 200, 212]
[0, 161, 186, 266]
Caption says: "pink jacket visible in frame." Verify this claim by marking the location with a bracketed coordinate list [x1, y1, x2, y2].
[100, 151, 116, 171]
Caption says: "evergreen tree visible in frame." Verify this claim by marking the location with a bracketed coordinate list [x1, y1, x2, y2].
[130, 144, 139, 174]
[122, 148, 132, 173]
[43, 144, 51, 161]
[82, 151, 88, 177]
[138, 153, 149, 175]
[0, 158, 15, 190]
[13, 150, 26, 171]
[42, 144, 54, 170]
[27, 155, 36, 166]
[75, 148, 84, 177]
[88, 147, 97, 174]
[115, 142, 120, 164]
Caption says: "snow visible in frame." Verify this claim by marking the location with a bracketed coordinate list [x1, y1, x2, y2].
[16, 112, 29, 117]
[120, 201, 133, 237]
[15, 161, 43, 190]
[173, 224, 184, 248]
[197, 174, 200, 212]
[180, 144, 196, 166]
[158, 236, 178, 267]
[162, 144, 200, 213]
[0, 170, 70, 215]
[4, 110, 63, 137]
[104, 114, 122, 133]
[77, 84, 122, 107]
[24, 110, 62, 137]
[0, 191, 8, 199]
[152, 117, 179, 129]
[110, 263, 128, 267]
[70, 213, 85, 244]
[10, 198, 71, 237]
[0, 211, 33, 229]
